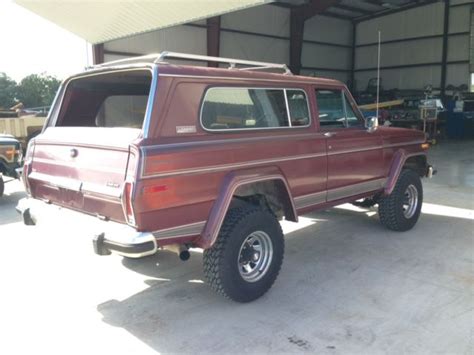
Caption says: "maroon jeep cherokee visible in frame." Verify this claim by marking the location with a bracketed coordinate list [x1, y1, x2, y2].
[17, 52, 434, 302]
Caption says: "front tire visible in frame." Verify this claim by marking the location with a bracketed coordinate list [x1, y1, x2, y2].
[379, 169, 423, 231]
[203, 206, 284, 302]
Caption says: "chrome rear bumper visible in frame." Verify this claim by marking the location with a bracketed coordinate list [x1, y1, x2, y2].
[16, 198, 157, 258]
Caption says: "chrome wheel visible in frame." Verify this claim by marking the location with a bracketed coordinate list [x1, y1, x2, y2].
[402, 184, 418, 218]
[238, 231, 273, 283]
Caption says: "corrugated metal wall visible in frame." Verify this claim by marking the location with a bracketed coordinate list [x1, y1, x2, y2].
[103, 4, 352, 83]
[220, 6, 290, 65]
[301, 15, 352, 83]
[354, 0, 472, 91]
[104, 19, 207, 66]
[103, 2, 470, 91]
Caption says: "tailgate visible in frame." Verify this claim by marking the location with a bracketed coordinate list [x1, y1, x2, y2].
[27, 127, 139, 222]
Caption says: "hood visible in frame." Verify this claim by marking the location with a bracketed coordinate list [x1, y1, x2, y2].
[378, 126, 426, 142]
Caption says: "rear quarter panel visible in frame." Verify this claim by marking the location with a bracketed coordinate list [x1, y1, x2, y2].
[133, 76, 327, 234]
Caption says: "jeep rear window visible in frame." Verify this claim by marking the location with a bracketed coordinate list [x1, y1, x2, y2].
[201, 88, 310, 131]
[55, 70, 151, 129]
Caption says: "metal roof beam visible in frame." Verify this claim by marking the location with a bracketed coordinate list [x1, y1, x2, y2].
[298, 0, 343, 20]
[359, 0, 385, 7]
[332, 4, 373, 15]
[289, 0, 342, 74]
[321, 11, 357, 20]
[354, 0, 442, 22]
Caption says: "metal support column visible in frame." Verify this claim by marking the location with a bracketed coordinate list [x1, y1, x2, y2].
[440, 0, 450, 100]
[290, 9, 304, 75]
[350, 21, 357, 91]
[92, 43, 104, 65]
[206, 16, 221, 67]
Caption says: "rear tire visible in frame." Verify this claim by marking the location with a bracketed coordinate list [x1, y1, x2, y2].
[203, 206, 284, 302]
[378, 169, 423, 231]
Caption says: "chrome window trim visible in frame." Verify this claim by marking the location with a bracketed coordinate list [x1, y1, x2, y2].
[343, 91, 365, 127]
[142, 64, 159, 138]
[341, 90, 349, 128]
[199, 87, 311, 132]
[42, 83, 64, 132]
[283, 89, 292, 127]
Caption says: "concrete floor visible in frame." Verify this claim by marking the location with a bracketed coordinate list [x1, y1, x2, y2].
[0, 141, 472, 354]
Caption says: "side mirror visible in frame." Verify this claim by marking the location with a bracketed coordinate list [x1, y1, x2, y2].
[366, 116, 379, 132]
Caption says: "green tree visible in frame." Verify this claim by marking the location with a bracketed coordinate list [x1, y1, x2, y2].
[16, 73, 60, 108]
[0, 72, 17, 109]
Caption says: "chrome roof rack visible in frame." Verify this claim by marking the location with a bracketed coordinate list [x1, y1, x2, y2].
[90, 51, 292, 75]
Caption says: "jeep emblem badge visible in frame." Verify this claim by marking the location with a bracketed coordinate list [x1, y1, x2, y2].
[70, 148, 78, 158]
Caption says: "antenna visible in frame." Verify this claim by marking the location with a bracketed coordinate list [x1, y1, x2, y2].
[376, 30, 381, 121]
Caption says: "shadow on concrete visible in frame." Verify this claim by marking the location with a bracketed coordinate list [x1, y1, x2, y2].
[96, 207, 473, 353]
[0, 189, 26, 226]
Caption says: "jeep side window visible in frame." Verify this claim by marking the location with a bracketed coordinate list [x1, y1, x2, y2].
[316, 89, 346, 128]
[287, 90, 310, 127]
[316, 89, 362, 128]
[201, 88, 310, 131]
[344, 94, 364, 128]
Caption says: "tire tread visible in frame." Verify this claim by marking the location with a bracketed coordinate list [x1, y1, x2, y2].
[379, 169, 422, 231]
[203, 207, 284, 301]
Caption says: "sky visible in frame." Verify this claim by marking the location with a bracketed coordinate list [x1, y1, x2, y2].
[0, 0, 91, 82]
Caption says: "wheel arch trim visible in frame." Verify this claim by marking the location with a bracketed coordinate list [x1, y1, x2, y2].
[197, 168, 296, 249]
[384, 149, 427, 196]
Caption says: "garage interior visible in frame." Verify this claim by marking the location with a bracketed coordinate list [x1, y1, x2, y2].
[18, 0, 473, 139]
[3, 0, 474, 354]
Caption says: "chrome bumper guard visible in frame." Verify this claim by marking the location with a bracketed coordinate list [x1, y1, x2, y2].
[16, 198, 157, 258]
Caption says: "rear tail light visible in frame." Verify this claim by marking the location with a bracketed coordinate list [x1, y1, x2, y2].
[24, 141, 34, 163]
[123, 181, 136, 225]
[23, 141, 35, 195]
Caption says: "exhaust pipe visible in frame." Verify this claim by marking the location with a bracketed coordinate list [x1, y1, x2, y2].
[163, 244, 190, 261]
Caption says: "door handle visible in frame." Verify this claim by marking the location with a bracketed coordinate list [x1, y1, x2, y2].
[324, 132, 335, 138]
